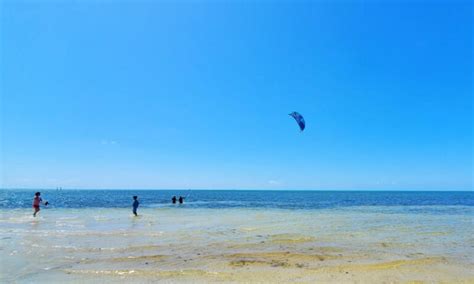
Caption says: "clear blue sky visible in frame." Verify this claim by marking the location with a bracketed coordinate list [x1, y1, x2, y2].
[1, 1, 472, 190]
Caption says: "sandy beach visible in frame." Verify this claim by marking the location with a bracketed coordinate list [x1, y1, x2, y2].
[1, 206, 473, 283]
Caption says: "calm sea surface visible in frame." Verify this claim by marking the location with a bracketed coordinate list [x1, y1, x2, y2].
[1, 189, 472, 211]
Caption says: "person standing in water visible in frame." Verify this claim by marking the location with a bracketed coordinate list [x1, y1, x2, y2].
[178, 196, 184, 204]
[172, 196, 177, 204]
[132, 196, 139, 216]
[32, 192, 48, 217]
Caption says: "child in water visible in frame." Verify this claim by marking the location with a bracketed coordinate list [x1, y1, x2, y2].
[32, 192, 48, 217]
[132, 196, 139, 216]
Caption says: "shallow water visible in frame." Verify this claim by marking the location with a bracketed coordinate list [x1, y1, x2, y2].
[1, 190, 473, 283]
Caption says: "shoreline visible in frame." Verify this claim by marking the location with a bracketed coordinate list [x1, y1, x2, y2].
[1, 207, 473, 283]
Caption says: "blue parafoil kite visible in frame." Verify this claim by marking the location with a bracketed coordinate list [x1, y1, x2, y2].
[289, 112, 305, 131]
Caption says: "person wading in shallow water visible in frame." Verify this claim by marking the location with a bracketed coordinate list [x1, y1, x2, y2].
[178, 196, 185, 204]
[172, 196, 177, 204]
[33, 192, 48, 217]
[132, 196, 139, 216]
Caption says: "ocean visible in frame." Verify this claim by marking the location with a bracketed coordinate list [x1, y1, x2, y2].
[1, 189, 473, 209]
[1, 190, 473, 283]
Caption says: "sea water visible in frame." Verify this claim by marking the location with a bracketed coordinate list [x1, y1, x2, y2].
[1, 190, 473, 283]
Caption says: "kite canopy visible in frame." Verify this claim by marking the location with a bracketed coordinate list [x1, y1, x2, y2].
[289, 112, 305, 131]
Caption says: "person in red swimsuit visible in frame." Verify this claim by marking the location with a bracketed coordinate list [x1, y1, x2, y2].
[33, 192, 48, 217]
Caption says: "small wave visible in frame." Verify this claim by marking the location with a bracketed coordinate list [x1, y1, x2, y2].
[62, 268, 232, 280]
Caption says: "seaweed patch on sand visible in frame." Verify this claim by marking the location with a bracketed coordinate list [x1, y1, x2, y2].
[226, 251, 340, 268]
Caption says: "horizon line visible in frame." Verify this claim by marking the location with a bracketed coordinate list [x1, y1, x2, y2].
[0, 187, 472, 192]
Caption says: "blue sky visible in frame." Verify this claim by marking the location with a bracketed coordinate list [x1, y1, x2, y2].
[1, 0, 472, 190]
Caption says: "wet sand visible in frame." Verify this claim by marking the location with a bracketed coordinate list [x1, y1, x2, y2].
[1, 207, 473, 283]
